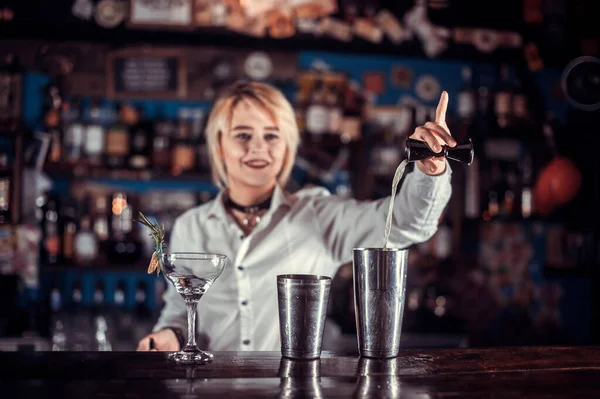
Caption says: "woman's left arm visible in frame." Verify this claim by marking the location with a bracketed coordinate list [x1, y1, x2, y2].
[312, 164, 452, 264]
[313, 91, 455, 264]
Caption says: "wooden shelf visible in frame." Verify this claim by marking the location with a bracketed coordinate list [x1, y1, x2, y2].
[44, 162, 214, 184]
[40, 263, 151, 274]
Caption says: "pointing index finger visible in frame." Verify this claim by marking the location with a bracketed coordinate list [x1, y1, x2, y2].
[435, 91, 449, 124]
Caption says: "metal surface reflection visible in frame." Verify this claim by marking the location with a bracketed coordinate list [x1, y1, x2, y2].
[278, 357, 323, 398]
[354, 357, 430, 399]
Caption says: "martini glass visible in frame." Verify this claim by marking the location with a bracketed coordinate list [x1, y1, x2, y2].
[160, 252, 227, 364]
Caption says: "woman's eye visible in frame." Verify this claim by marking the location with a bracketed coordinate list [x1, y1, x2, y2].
[265, 133, 279, 141]
[234, 133, 251, 141]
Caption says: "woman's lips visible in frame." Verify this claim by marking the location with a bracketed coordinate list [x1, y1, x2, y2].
[244, 160, 269, 169]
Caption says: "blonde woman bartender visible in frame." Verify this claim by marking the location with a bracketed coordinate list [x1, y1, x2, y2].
[138, 81, 456, 352]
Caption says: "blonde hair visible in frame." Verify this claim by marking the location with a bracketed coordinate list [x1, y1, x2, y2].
[205, 81, 300, 189]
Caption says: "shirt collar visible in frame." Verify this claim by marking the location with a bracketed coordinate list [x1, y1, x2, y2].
[206, 185, 292, 222]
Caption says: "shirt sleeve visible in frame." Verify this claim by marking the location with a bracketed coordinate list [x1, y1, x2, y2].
[312, 162, 452, 265]
[152, 217, 189, 336]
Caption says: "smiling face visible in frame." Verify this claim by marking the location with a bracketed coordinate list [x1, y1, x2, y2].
[219, 99, 288, 194]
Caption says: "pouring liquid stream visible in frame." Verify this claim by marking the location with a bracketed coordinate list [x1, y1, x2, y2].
[382, 159, 409, 249]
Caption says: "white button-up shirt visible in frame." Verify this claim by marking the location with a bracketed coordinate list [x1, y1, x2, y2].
[153, 165, 452, 351]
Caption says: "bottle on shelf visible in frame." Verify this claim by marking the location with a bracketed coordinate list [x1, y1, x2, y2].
[104, 103, 130, 169]
[0, 54, 23, 131]
[49, 281, 67, 351]
[128, 106, 152, 171]
[326, 82, 343, 137]
[519, 153, 534, 219]
[107, 191, 140, 264]
[69, 279, 86, 351]
[0, 152, 13, 224]
[341, 79, 364, 142]
[92, 280, 112, 351]
[41, 193, 61, 265]
[152, 108, 174, 173]
[91, 193, 109, 239]
[63, 97, 84, 164]
[84, 98, 106, 167]
[464, 155, 480, 220]
[61, 198, 78, 265]
[304, 78, 329, 143]
[74, 196, 99, 266]
[456, 66, 477, 143]
[171, 108, 196, 176]
[42, 83, 63, 164]
[114, 280, 126, 308]
[90, 193, 109, 265]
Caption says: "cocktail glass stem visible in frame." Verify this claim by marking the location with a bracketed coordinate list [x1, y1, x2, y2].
[168, 297, 213, 364]
[184, 300, 199, 352]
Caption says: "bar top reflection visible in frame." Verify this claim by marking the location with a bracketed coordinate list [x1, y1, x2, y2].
[2, 346, 600, 397]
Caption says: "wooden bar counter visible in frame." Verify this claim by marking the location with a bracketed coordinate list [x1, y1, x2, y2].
[1, 346, 599, 397]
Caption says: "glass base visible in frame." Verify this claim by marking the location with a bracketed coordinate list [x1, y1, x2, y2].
[168, 349, 214, 364]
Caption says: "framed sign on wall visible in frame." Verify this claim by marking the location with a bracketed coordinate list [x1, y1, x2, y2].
[106, 48, 187, 99]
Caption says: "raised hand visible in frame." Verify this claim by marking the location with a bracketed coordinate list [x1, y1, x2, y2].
[409, 91, 457, 175]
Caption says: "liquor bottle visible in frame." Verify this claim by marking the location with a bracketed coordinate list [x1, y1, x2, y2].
[374, 124, 401, 177]
[0, 152, 12, 224]
[92, 194, 109, 242]
[502, 167, 517, 218]
[110, 191, 132, 241]
[304, 78, 329, 142]
[128, 106, 152, 170]
[341, 80, 364, 142]
[63, 97, 84, 164]
[520, 154, 534, 219]
[512, 76, 529, 126]
[90, 193, 109, 265]
[114, 281, 126, 308]
[171, 108, 195, 176]
[49, 281, 66, 351]
[68, 277, 82, 306]
[42, 84, 63, 164]
[0, 54, 23, 130]
[104, 103, 130, 169]
[464, 155, 480, 219]
[107, 191, 140, 264]
[74, 197, 99, 266]
[456, 66, 477, 143]
[93, 280, 105, 308]
[485, 161, 503, 220]
[493, 65, 514, 131]
[84, 98, 105, 167]
[152, 108, 174, 173]
[41, 194, 61, 265]
[326, 83, 343, 136]
[61, 198, 78, 265]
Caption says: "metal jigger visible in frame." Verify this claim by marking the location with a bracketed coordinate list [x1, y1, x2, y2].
[405, 137, 474, 165]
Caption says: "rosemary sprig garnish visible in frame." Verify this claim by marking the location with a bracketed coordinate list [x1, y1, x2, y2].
[136, 212, 165, 275]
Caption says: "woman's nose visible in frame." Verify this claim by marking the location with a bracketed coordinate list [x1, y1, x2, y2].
[249, 136, 266, 152]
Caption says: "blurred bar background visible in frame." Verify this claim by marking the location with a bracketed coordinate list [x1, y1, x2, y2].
[1, 0, 599, 353]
